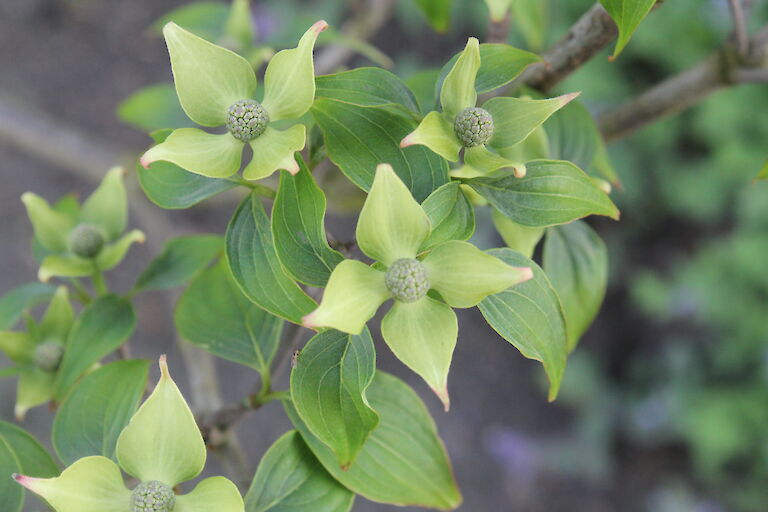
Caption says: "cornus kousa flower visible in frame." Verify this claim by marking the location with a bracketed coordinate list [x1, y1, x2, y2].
[21, 167, 145, 282]
[14, 356, 244, 512]
[303, 164, 533, 410]
[140, 20, 328, 181]
[401, 37, 578, 178]
[0, 286, 73, 419]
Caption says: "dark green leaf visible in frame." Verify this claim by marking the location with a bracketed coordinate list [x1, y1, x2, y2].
[137, 161, 238, 210]
[55, 295, 136, 400]
[226, 194, 316, 324]
[0, 437, 23, 512]
[175, 259, 283, 373]
[0, 422, 59, 477]
[591, 135, 621, 186]
[290, 328, 378, 469]
[600, 0, 656, 59]
[272, 159, 344, 287]
[315, 68, 420, 113]
[405, 69, 440, 114]
[478, 248, 567, 401]
[543, 221, 607, 351]
[245, 431, 355, 512]
[466, 159, 620, 227]
[52, 360, 149, 465]
[117, 83, 191, 132]
[546, 100, 599, 170]
[134, 235, 223, 292]
[435, 43, 541, 97]
[0, 282, 57, 330]
[0, 422, 59, 512]
[420, 182, 475, 251]
[312, 99, 449, 202]
[285, 372, 462, 510]
[413, 0, 453, 32]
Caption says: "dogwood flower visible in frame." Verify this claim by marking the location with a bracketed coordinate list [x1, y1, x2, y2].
[0, 286, 73, 419]
[400, 37, 578, 178]
[302, 164, 532, 409]
[21, 167, 145, 283]
[14, 356, 243, 512]
[140, 20, 328, 181]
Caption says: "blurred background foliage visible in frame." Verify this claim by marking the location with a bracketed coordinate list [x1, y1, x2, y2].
[2, 0, 768, 510]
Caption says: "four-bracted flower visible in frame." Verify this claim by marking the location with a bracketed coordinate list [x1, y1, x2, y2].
[302, 164, 533, 409]
[21, 167, 145, 283]
[140, 20, 328, 181]
[401, 37, 578, 178]
[14, 356, 244, 512]
[0, 286, 73, 419]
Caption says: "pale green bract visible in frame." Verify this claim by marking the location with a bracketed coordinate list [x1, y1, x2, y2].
[21, 167, 145, 283]
[303, 163, 532, 409]
[140, 20, 327, 180]
[402, 37, 578, 177]
[13, 356, 244, 512]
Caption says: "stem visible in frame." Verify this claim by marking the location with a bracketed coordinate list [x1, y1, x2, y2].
[91, 266, 108, 296]
[68, 278, 92, 304]
[228, 176, 276, 199]
[486, 11, 511, 44]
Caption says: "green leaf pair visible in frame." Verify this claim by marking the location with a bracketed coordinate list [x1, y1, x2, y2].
[302, 164, 532, 409]
[0, 288, 136, 419]
[402, 37, 577, 178]
[21, 167, 144, 282]
[481, 221, 610, 399]
[313, 67, 450, 202]
[14, 357, 244, 512]
[141, 20, 327, 181]
[245, 371, 462, 510]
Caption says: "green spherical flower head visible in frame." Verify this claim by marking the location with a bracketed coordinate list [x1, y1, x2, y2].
[385, 258, 430, 303]
[33, 340, 64, 372]
[454, 107, 494, 148]
[68, 224, 105, 259]
[130, 481, 176, 512]
[226, 99, 269, 142]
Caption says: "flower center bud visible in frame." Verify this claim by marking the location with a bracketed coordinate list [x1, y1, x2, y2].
[454, 107, 494, 147]
[130, 481, 176, 512]
[385, 258, 429, 303]
[33, 340, 64, 372]
[226, 99, 269, 142]
[68, 224, 105, 259]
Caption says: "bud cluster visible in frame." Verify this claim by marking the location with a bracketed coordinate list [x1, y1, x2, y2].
[453, 107, 494, 147]
[226, 99, 269, 142]
[385, 258, 430, 303]
[33, 340, 64, 372]
[130, 480, 176, 512]
[68, 224, 105, 259]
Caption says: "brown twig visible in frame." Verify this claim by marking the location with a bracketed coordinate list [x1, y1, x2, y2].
[486, 10, 511, 44]
[598, 27, 768, 142]
[728, 0, 750, 57]
[509, 3, 618, 93]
